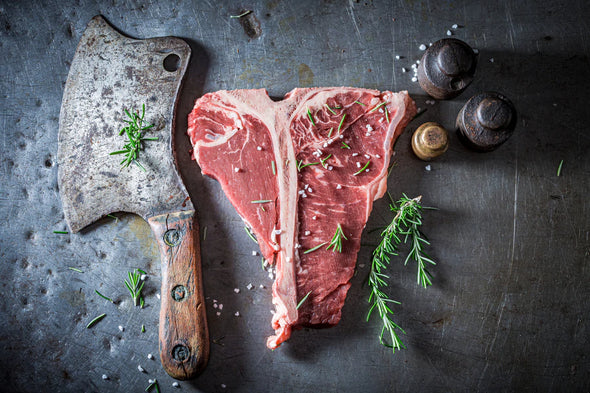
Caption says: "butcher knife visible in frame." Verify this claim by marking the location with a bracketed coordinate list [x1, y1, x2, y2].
[57, 16, 208, 380]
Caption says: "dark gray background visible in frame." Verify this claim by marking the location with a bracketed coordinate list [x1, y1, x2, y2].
[1, 1, 589, 392]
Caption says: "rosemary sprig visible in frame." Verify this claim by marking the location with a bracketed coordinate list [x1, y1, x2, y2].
[251, 199, 273, 204]
[53, 230, 68, 234]
[326, 223, 347, 253]
[327, 127, 334, 138]
[341, 142, 351, 149]
[124, 269, 145, 307]
[109, 104, 157, 171]
[296, 291, 312, 309]
[95, 290, 114, 303]
[68, 267, 83, 273]
[354, 100, 366, 106]
[271, 160, 276, 175]
[141, 324, 146, 333]
[86, 313, 106, 329]
[557, 160, 564, 176]
[353, 160, 371, 176]
[367, 195, 436, 352]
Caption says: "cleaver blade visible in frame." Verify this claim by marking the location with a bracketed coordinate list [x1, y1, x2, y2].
[57, 15, 208, 380]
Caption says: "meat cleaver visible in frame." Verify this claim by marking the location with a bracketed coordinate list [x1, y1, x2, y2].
[57, 16, 208, 380]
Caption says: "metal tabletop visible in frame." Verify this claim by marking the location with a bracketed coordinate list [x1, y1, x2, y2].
[1, 1, 589, 392]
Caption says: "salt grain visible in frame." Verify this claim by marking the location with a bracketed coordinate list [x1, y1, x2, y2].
[419, 44, 427, 50]
[234, 167, 240, 173]
[141, 274, 147, 281]
[446, 30, 452, 36]
[364, 154, 370, 159]
[411, 77, 418, 82]
[118, 325, 124, 332]
[235, 312, 240, 317]
[173, 382, 180, 388]
[328, 166, 333, 171]
[395, 55, 401, 60]
[149, 379, 155, 384]
[102, 374, 108, 380]
[246, 283, 253, 290]
[312, 216, 317, 220]
[356, 162, 361, 168]
[257, 146, 262, 151]
[213, 303, 218, 308]
[216, 311, 221, 316]
[489, 57, 495, 63]
[252, 250, 258, 256]
[302, 193, 307, 198]
[307, 188, 313, 193]
[156, 293, 160, 299]
[148, 353, 154, 360]
[259, 284, 265, 289]
[234, 288, 240, 293]
[138, 365, 145, 373]
[452, 23, 459, 29]
[473, 48, 479, 54]
[352, 152, 359, 157]
[402, 67, 408, 73]
[221, 384, 227, 389]
[323, 142, 328, 148]
[425, 165, 432, 171]
[376, 154, 381, 158]
[304, 230, 311, 236]
[274, 229, 282, 235]
[219, 304, 223, 310]
[339, 134, 344, 139]
[336, 184, 342, 190]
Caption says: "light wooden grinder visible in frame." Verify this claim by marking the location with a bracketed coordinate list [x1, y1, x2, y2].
[411, 122, 449, 161]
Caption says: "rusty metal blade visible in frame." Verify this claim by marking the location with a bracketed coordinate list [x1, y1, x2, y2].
[58, 16, 193, 232]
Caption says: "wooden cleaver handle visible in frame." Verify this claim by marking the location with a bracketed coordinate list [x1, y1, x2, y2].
[148, 210, 209, 380]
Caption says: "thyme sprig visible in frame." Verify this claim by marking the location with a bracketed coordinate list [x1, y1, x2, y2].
[109, 104, 157, 171]
[367, 195, 436, 352]
[125, 268, 146, 307]
[326, 223, 347, 253]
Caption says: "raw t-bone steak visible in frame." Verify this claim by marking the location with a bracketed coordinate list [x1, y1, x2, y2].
[187, 87, 416, 349]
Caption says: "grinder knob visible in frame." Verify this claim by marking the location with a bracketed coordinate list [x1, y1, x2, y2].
[411, 122, 449, 161]
[456, 92, 517, 151]
[417, 38, 477, 100]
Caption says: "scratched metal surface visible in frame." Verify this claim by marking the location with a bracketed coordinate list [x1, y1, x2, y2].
[1, 1, 589, 392]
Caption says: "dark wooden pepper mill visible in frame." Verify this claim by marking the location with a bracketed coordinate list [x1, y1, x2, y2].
[418, 38, 477, 100]
[456, 92, 517, 151]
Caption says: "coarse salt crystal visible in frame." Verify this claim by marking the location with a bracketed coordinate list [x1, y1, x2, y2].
[304, 230, 311, 236]
[366, 124, 373, 131]
[274, 229, 282, 235]
[259, 284, 265, 288]
[141, 274, 147, 281]
[308, 188, 313, 193]
[364, 154, 370, 159]
[156, 293, 160, 299]
[411, 77, 418, 82]
[352, 152, 359, 156]
[149, 379, 155, 384]
[419, 44, 427, 50]
[246, 283, 253, 290]
[213, 299, 217, 303]
[219, 304, 223, 310]
[446, 30, 452, 36]
[234, 288, 240, 293]
[301, 193, 307, 198]
[148, 353, 153, 360]
[473, 48, 479, 54]
[235, 312, 240, 317]
[376, 154, 381, 158]
[395, 55, 401, 59]
[312, 216, 317, 220]
[365, 132, 371, 137]
[118, 325, 124, 332]
[339, 134, 344, 139]
[234, 167, 240, 173]
[102, 374, 108, 380]
[138, 365, 145, 373]
[402, 67, 408, 73]
[366, 169, 370, 172]
[213, 303, 218, 308]
[323, 143, 328, 148]
[216, 311, 221, 316]
[173, 382, 180, 388]
[425, 165, 432, 171]
[221, 384, 227, 389]
[379, 108, 384, 113]
[356, 162, 361, 168]
[257, 146, 262, 151]
[328, 166, 333, 171]
[252, 250, 258, 256]
[452, 23, 458, 29]
[489, 58, 495, 63]
[336, 184, 342, 190]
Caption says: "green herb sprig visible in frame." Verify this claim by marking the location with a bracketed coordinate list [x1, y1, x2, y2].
[125, 268, 146, 307]
[296, 291, 312, 309]
[109, 104, 157, 171]
[367, 195, 436, 352]
[326, 223, 347, 253]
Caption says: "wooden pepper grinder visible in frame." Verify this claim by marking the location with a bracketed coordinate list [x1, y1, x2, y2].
[456, 92, 517, 151]
[418, 38, 477, 100]
[411, 122, 449, 160]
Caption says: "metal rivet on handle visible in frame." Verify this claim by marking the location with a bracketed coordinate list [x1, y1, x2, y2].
[172, 344, 190, 362]
[164, 229, 181, 246]
[171, 285, 187, 301]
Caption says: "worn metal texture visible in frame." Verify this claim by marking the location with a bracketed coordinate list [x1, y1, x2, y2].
[58, 15, 192, 232]
[1, 1, 589, 392]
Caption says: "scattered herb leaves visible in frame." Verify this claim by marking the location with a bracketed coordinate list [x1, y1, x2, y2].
[124, 269, 145, 307]
[230, 10, 252, 18]
[303, 242, 328, 254]
[86, 313, 106, 329]
[95, 290, 114, 303]
[326, 223, 347, 253]
[296, 291, 312, 310]
[557, 160, 564, 176]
